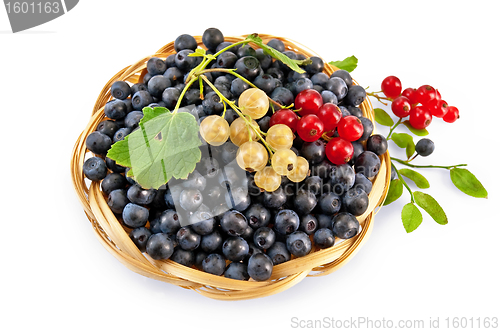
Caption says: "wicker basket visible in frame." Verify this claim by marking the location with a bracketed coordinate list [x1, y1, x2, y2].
[71, 34, 391, 301]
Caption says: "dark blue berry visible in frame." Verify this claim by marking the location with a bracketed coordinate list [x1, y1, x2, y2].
[101, 173, 127, 195]
[247, 253, 273, 281]
[222, 237, 249, 262]
[202, 28, 224, 52]
[245, 204, 271, 229]
[163, 67, 183, 85]
[267, 242, 290, 265]
[174, 34, 197, 52]
[367, 134, 388, 156]
[324, 77, 348, 100]
[122, 203, 149, 228]
[330, 70, 353, 87]
[299, 214, 318, 235]
[235, 56, 261, 81]
[83, 156, 107, 181]
[96, 120, 119, 138]
[354, 151, 381, 178]
[358, 117, 374, 141]
[113, 127, 131, 142]
[146, 57, 167, 76]
[354, 173, 372, 194]
[107, 189, 129, 214]
[330, 164, 355, 195]
[154, 209, 182, 235]
[176, 226, 201, 251]
[147, 75, 171, 98]
[190, 210, 216, 235]
[161, 87, 181, 110]
[293, 189, 317, 215]
[111, 81, 131, 100]
[202, 253, 226, 276]
[253, 227, 275, 250]
[86, 131, 112, 155]
[127, 184, 156, 205]
[270, 86, 294, 106]
[415, 138, 435, 157]
[224, 262, 249, 280]
[146, 233, 174, 260]
[343, 187, 369, 216]
[313, 228, 335, 249]
[286, 231, 312, 257]
[318, 192, 342, 215]
[220, 210, 249, 236]
[262, 187, 287, 209]
[332, 212, 359, 239]
[171, 248, 195, 267]
[132, 90, 153, 110]
[124, 110, 143, 129]
[129, 227, 151, 252]
[274, 209, 300, 235]
[201, 230, 223, 253]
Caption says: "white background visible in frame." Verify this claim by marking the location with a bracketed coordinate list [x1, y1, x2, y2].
[1, 1, 499, 331]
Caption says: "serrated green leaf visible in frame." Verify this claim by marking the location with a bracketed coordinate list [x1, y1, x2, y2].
[107, 110, 202, 189]
[402, 120, 429, 136]
[399, 169, 430, 189]
[384, 179, 403, 206]
[328, 56, 358, 72]
[401, 203, 423, 233]
[374, 108, 394, 126]
[245, 34, 308, 73]
[450, 168, 488, 198]
[414, 191, 448, 225]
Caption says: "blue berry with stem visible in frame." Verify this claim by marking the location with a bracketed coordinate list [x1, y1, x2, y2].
[415, 138, 435, 157]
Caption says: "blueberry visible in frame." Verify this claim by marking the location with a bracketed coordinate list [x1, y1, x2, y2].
[200, 230, 223, 253]
[96, 120, 119, 138]
[347, 106, 363, 118]
[202, 253, 226, 276]
[86, 131, 112, 155]
[253, 227, 276, 250]
[83, 156, 107, 181]
[101, 173, 127, 195]
[303, 176, 324, 196]
[316, 214, 333, 229]
[202, 28, 224, 52]
[222, 237, 249, 262]
[235, 56, 261, 81]
[179, 188, 203, 211]
[175, 49, 196, 71]
[131, 83, 148, 96]
[147, 75, 171, 98]
[357, 117, 374, 142]
[176, 226, 201, 251]
[163, 67, 184, 85]
[267, 242, 291, 265]
[293, 189, 317, 215]
[247, 253, 273, 281]
[174, 34, 197, 52]
[245, 204, 271, 229]
[129, 227, 151, 252]
[146, 57, 167, 76]
[170, 248, 195, 267]
[216, 51, 238, 69]
[113, 127, 131, 142]
[294, 78, 314, 94]
[321, 90, 338, 105]
[122, 203, 149, 228]
[194, 250, 208, 269]
[253, 74, 276, 95]
[132, 90, 153, 110]
[354, 151, 381, 178]
[107, 189, 129, 214]
[286, 231, 312, 257]
[354, 173, 372, 194]
[313, 228, 335, 249]
[127, 184, 156, 205]
[111, 81, 132, 100]
[154, 209, 181, 234]
[330, 164, 356, 195]
[343, 187, 369, 216]
[124, 110, 143, 129]
[415, 138, 435, 157]
[230, 78, 250, 97]
[261, 187, 287, 209]
[225, 187, 251, 212]
[318, 192, 342, 215]
[304, 56, 324, 75]
[162, 87, 181, 110]
[106, 156, 126, 173]
[324, 77, 348, 100]
[266, 39, 285, 52]
[332, 212, 360, 239]
[190, 210, 216, 235]
[220, 210, 249, 236]
[146, 233, 174, 260]
[224, 262, 250, 280]
[270, 86, 294, 106]
[274, 209, 300, 235]
[366, 134, 388, 156]
[300, 140, 326, 165]
[299, 214, 318, 235]
[255, 49, 272, 70]
[330, 70, 353, 87]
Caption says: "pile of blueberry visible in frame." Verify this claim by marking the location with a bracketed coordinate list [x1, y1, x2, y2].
[82, 28, 386, 282]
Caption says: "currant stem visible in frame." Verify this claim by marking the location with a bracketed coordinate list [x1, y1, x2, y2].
[391, 161, 414, 203]
[391, 157, 467, 170]
[386, 118, 402, 140]
[367, 91, 391, 106]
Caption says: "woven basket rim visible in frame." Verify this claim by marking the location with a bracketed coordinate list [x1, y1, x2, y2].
[71, 33, 391, 301]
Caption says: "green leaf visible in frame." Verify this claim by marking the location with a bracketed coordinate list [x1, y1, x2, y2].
[391, 132, 413, 148]
[399, 169, 430, 189]
[384, 179, 403, 206]
[107, 108, 202, 189]
[402, 120, 429, 136]
[374, 108, 394, 126]
[414, 191, 448, 225]
[401, 203, 423, 233]
[245, 34, 308, 73]
[450, 168, 488, 198]
[328, 56, 358, 72]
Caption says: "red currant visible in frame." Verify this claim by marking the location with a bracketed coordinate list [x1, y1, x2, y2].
[296, 114, 324, 142]
[443, 106, 459, 123]
[426, 99, 449, 118]
[416, 85, 437, 105]
[317, 103, 342, 132]
[337, 115, 364, 141]
[381, 76, 402, 99]
[401, 88, 419, 105]
[269, 109, 299, 133]
[435, 89, 442, 100]
[326, 137, 354, 165]
[391, 96, 412, 118]
[409, 106, 432, 129]
[295, 89, 323, 116]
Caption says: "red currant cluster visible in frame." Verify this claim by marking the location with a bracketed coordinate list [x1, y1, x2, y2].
[269, 88, 364, 165]
[381, 76, 460, 129]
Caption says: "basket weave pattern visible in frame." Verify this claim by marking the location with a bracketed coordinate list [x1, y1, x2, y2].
[71, 34, 391, 301]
